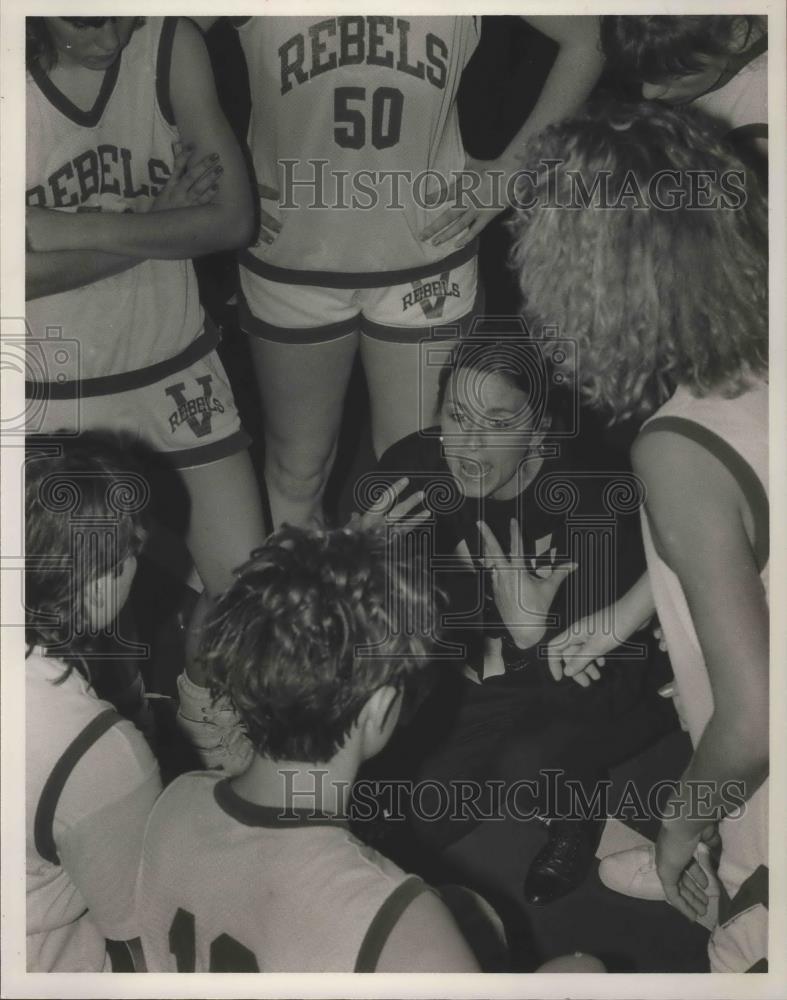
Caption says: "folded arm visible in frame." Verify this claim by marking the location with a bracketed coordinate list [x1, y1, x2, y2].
[25, 18, 253, 260]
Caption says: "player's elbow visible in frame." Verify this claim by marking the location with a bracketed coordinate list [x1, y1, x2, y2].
[211, 200, 254, 251]
[713, 706, 769, 777]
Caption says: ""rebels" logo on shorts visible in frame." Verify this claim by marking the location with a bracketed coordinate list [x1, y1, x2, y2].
[165, 375, 225, 437]
[402, 271, 461, 319]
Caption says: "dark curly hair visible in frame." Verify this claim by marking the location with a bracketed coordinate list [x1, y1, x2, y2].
[508, 100, 768, 422]
[200, 526, 439, 763]
[600, 15, 766, 85]
[25, 432, 149, 668]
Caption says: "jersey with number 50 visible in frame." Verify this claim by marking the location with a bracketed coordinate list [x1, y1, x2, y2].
[237, 16, 479, 283]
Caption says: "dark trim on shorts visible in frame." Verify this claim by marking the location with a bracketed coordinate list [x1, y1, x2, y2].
[727, 123, 768, 142]
[238, 239, 478, 289]
[156, 17, 178, 128]
[362, 283, 484, 344]
[718, 864, 769, 926]
[238, 291, 360, 345]
[25, 323, 219, 400]
[167, 427, 251, 470]
[637, 415, 769, 574]
[354, 878, 430, 972]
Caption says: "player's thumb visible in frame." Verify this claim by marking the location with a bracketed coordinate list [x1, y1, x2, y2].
[545, 561, 578, 595]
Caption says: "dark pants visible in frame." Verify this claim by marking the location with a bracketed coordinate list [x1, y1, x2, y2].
[363, 634, 677, 852]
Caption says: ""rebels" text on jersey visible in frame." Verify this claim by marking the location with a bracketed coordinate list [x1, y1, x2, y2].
[26, 145, 170, 209]
[279, 17, 448, 96]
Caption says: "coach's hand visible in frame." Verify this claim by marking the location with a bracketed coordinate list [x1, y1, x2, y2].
[478, 518, 577, 650]
[420, 156, 507, 248]
[153, 141, 224, 210]
[350, 477, 431, 533]
[255, 183, 283, 246]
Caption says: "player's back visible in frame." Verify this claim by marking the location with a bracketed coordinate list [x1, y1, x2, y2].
[137, 770, 422, 972]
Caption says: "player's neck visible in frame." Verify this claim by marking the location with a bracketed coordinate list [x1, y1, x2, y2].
[230, 743, 361, 817]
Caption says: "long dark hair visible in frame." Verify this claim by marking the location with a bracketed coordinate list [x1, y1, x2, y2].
[25, 432, 149, 676]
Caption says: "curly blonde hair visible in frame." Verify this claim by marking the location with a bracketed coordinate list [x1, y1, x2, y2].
[508, 100, 768, 422]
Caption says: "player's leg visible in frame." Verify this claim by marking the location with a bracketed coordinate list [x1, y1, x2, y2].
[248, 334, 358, 530]
[238, 272, 360, 529]
[178, 447, 266, 679]
[141, 348, 265, 771]
[360, 257, 480, 458]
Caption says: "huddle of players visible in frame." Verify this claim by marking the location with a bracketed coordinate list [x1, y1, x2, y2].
[23, 15, 769, 976]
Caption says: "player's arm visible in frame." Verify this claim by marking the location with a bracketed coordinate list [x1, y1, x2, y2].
[25, 250, 139, 301]
[422, 16, 603, 245]
[374, 888, 480, 972]
[632, 431, 768, 913]
[500, 17, 603, 169]
[25, 19, 253, 260]
[57, 724, 163, 942]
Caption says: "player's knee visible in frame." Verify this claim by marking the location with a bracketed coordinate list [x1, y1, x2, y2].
[266, 447, 334, 504]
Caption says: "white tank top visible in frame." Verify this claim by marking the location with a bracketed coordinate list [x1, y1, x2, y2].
[638, 381, 768, 901]
[236, 16, 479, 284]
[26, 18, 205, 392]
[138, 771, 425, 972]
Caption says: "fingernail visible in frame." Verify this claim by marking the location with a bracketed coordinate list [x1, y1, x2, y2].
[216, 165, 224, 175]
[210, 152, 220, 161]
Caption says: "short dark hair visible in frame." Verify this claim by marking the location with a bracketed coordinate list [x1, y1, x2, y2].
[435, 337, 558, 434]
[25, 432, 149, 659]
[201, 526, 439, 763]
[600, 15, 765, 84]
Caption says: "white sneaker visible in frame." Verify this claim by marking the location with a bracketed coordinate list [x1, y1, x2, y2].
[176, 672, 254, 775]
[599, 843, 719, 930]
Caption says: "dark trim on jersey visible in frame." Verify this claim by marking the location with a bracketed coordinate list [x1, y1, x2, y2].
[718, 863, 768, 926]
[30, 48, 121, 128]
[213, 777, 350, 829]
[728, 123, 768, 141]
[156, 17, 178, 128]
[238, 293, 359, 344]
[748, 957, 768, 973]
[693, 32, 768, 101]
[25, 322, 219, 400]
[354, 878, 429, 972]
[168, 427, 251, 470]
[238, 239, 478, 290]
[362, 285, 483, 344]
[34, 707, 123, 866]
[232, 17, 253, 28]
[637, 415, 769, 574]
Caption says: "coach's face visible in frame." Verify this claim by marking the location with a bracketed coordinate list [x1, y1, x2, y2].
[46, 18, 138, 72]
[439, 369, 544, 501]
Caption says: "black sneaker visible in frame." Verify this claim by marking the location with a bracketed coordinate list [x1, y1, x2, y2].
[523, 818, 604, 906]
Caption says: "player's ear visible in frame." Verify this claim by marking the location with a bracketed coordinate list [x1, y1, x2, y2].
[358, 685, 403, 761]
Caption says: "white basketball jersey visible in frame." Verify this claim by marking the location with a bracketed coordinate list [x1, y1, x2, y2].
[26, 18, 204, 390]
[237, 16, 480, 283]
[638, 382, 768, 910]
[137, 771, 424, 972]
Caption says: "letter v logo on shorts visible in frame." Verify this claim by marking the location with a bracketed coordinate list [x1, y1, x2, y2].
[165, 375, 217, 438]
[402, 271, 461, 320]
